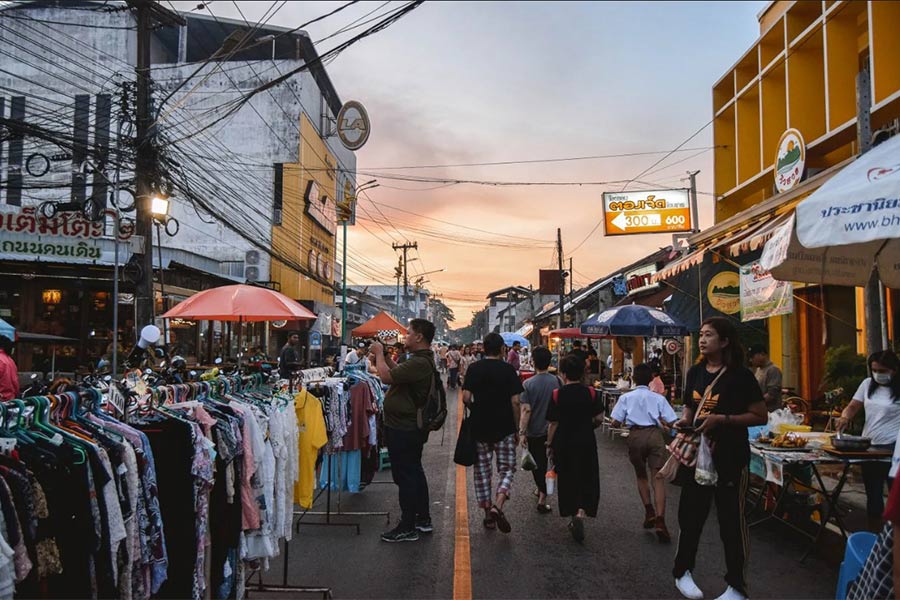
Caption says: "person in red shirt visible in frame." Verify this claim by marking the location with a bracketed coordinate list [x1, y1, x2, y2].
[0, 336, 19, 400]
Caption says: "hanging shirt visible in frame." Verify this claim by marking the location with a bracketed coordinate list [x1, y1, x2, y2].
[0, 351, 18, 401]
[293, 390, 327, 509]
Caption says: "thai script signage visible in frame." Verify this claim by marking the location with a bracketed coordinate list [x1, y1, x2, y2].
[1, 234, 102, 261]
[602, 189, 693, 236]
[774, 129, 805, 193]
[0, 206, 133, 239]
[739, 260, 794, 322]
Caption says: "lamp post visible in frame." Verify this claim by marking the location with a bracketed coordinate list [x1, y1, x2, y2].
[339, 180, 378, 347]
[151, 196, 177, 346]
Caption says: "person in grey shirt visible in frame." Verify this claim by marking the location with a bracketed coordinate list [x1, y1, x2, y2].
[748, 345, 782, 412]
[518, 346, 561, 514]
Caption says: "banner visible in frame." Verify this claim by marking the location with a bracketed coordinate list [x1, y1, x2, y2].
[740, 260, 794, 322]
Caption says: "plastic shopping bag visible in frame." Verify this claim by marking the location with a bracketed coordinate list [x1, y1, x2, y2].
[694, 433, 718, 486]
[519, 448, 537, 471]
[545, 455, 557, 495]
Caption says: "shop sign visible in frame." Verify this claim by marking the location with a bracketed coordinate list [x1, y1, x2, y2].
[611, 275, 628, 297]
[309, 331, 322, 349]
[739, 260, 793, 322]
[624, 264, 659, 295]
[602, 189, 693, 236]
[336, 101, 371, 151]
[304, 180, 336, 236]
[539, 269, 562, 295]
[706, 270, 740, 315]
[0, 206, 133, 239]
[774, 129, 805, 193]
[0, 233, 102, 261]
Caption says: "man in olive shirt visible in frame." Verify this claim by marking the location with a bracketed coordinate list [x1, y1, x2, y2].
[370, 318, 437, 542]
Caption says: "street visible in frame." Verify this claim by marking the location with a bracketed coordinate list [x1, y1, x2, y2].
[258, 385, 837, 600]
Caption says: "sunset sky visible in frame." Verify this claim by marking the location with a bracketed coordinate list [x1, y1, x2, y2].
[175, 1, 767, 324]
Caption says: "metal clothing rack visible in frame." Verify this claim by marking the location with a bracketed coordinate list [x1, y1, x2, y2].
[249, 371, 388, 598]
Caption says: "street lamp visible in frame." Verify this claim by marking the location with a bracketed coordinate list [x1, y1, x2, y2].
[150, 195, 179, 346]
[340, 180, 378, 350]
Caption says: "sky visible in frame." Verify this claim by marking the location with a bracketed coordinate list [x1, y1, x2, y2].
[174, 0, 768, 324]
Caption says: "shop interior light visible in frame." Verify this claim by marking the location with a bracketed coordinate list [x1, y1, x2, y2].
[151, 196, 170, 218]
[42, 289, 62, 305]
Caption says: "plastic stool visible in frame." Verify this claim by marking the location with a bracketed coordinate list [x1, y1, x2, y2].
[378, 448, 391, 471]
[835, 531, 877, 600]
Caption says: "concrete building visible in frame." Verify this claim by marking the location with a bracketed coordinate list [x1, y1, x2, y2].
[0, 1, 357, 366]
[485, 286, 546, 334]
[656, 0, 900, 401]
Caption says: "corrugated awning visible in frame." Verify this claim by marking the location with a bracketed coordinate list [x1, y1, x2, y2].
[726, 212, 792, 257]
[614, 286, 673, 309]
[652, 248, 704, 282]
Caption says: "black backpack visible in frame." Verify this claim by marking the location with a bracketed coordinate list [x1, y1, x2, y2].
[417, 365, 448, 432]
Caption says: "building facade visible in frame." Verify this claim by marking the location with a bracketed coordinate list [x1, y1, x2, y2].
[658, 0, 900, 401]
[0, 2, 356, 369]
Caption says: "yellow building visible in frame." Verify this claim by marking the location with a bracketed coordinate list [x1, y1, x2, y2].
[665, 1, 900, 401]
[270, 114, 338, 306]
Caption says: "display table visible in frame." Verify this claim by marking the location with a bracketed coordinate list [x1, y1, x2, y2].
[519, 370, 535, 383]
[748, 442, 891, 561]
[598, 387, 624, 416]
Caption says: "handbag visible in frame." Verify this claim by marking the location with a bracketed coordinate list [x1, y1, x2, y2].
[454, 407, 477, 467]
[658, 367, 727, 484]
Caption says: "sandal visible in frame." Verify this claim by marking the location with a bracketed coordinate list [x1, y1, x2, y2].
[482, 516, 497, 530]
[536, 503, 552, 514]
[490, 505, 511, 533]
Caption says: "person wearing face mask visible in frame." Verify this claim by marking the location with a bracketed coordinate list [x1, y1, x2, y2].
[837, 350, 900, 527]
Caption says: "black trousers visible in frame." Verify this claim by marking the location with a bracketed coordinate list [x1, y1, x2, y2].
[386, 426, 431, 529]
[448, 367, 459, 389]
[528, 435, 548, 495]
[673, 468, 750, 596]
[862, 459, 893, 518]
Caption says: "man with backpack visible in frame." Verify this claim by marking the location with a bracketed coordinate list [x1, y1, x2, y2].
[370, 319, 442, 543]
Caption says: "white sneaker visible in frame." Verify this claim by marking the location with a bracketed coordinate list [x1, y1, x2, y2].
[714, 586, 747, 600]
[675, 572, 704, 600]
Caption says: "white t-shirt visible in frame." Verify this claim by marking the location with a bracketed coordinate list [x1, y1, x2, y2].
[345, 351, 361, 365]
[611, 385, 677, 427]
[855, 377, 900, 446]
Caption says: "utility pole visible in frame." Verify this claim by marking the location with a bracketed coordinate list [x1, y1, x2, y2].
[392, 241, 417, 321]
[134, 0, 154, 335]
[129, 1, 184, 336]
[687, 170, 700, 233]
[857, 68, 887, 353]
[557, 228, 564, 331]
[394, 257, 402, 318]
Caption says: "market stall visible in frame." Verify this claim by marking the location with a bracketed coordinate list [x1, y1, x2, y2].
[748, 438, 892, 561]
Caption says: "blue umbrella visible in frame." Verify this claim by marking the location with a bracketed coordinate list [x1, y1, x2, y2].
[0, 318, 13, 341]
[580, 305, 688, 337]
[499, 332, 529, 347]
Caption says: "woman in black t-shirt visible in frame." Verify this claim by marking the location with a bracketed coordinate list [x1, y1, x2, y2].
[546, 354, 604, 543]
[672, 318, 767, 600]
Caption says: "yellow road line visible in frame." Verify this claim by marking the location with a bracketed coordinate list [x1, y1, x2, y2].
[453, 393, 472, 600]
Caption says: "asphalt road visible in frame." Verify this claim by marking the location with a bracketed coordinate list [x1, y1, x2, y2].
[255, 384, 838, 600]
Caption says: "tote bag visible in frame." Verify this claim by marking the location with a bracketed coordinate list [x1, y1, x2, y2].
[454, 408, 477, 466]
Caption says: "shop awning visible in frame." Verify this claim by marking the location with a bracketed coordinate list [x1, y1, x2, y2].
[652, 248, 705, 282]
[615, 286, 673, 309]
[761, 135, 900, 289]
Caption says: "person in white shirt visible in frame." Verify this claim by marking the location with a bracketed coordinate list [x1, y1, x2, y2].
[610, 362, 678, 543]
[837, 350, 900, 524]
[345, 343, 372, 371]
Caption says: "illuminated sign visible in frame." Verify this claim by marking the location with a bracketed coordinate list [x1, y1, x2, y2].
[602, 189, 693, 236]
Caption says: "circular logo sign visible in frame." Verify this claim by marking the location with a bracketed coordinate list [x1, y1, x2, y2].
[664, 338, 681, 355]
[336, 101, 370, 151]
[774, 128, 805, 193]
[707, 271, 741, 315]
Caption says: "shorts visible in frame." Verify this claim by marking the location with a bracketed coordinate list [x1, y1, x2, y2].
[626, 427, 668, 473]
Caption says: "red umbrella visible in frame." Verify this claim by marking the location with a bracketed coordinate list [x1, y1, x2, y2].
[161, 284, 316, 322]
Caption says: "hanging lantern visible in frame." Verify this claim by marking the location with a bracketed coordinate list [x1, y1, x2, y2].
[42, 289, 62, 305]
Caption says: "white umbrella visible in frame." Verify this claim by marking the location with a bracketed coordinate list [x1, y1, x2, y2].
[761, 133, 900, 289]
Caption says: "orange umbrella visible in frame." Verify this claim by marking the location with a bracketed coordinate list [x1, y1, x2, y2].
[351, 311, 408, 338]
[161, 284, 317, 322]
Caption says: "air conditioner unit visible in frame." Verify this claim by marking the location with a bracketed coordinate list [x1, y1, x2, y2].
[245, 250, 260, 266]
[873, 118, 900, 147]
[245, 266, 260, 282]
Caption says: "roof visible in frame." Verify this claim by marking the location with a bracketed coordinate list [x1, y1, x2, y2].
[534, 246, 678, 320]
[487, 286, 532, 299]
